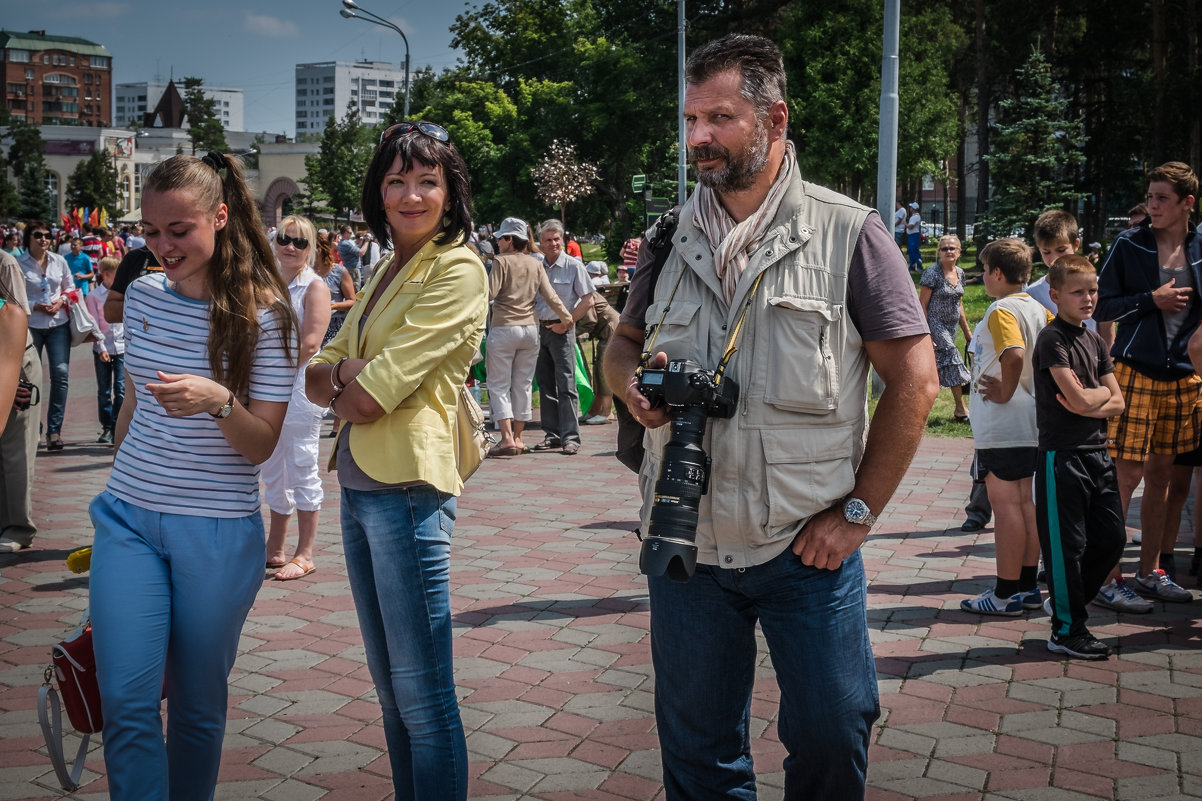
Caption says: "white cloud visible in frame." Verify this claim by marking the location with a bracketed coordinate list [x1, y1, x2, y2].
[55, 2, 130, 19]
[243, 13, 300, 38]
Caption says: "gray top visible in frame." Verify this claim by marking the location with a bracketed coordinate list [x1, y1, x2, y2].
[532, 252, 592, 322]
[1161, 263, 1194, 343]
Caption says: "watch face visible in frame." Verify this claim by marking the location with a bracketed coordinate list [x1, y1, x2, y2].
[845, 498, 869, 522]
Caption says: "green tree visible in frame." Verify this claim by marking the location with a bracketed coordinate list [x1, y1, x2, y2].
[18, 161, 54, 220]
[983, 47, 1087, 240]
[305, 103, 372, 222]
[181, 77, 229, 155]
[66, 151, 120, 219]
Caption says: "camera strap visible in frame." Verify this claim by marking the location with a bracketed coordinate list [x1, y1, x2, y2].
[640, 267, 766, 388]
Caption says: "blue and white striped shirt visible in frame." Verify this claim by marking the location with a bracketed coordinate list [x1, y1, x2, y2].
[107, 273, 296, 517]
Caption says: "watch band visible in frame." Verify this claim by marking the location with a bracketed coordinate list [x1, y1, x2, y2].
[209, 389, 235, 419]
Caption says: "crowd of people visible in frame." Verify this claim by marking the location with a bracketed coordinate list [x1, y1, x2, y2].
[0, 30, 1199, 801]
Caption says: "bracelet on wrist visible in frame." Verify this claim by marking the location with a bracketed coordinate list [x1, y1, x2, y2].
[330, 357, 348, 393]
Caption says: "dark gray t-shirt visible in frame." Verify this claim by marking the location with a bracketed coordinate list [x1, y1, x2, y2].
[620, 210, 929, 343]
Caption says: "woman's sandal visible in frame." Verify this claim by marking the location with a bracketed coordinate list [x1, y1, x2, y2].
[47, 435, 65, 452]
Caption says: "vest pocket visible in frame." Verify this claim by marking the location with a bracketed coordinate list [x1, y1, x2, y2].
[762, 425, 856, 529]
[644, 300, 703, 360]
[764, 296, 841, 413]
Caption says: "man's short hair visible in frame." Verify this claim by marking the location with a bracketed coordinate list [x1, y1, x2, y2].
[1046, 254, 1096, 290]
[1128, 202, 1150, 218]
[97, 256, 121, 274]
[1147, 161, 1199, 200]
[685, 33, 787, 117]
[980, 238, 1032, 285]
[339, 224, 353, 235]
[538, 219, 565, 239]
[1033, 209, 1078, 245]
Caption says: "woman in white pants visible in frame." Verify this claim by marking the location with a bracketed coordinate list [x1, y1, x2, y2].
[485, 217, 571, 456]
[263, 215, 331, 579]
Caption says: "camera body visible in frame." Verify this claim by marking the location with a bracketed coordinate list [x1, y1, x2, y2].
[636, 359, 739, 582]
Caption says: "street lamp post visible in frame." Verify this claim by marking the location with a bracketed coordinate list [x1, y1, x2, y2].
[339, 0, 410, 121]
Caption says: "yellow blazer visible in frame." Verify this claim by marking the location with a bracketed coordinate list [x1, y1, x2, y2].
[313, 237, 487, 494]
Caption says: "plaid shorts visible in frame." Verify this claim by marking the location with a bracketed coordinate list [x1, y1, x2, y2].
[1107, 361, 1202, 461]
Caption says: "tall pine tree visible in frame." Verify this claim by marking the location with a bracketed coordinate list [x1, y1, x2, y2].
[984, 48, 1087, 240]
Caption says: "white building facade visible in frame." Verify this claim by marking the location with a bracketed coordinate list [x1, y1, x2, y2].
[114, 81, 244, 130]
[294, 61, 404, 136]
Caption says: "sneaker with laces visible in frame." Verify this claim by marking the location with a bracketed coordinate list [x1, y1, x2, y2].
[1021, 588, 1043, 609]
[1128, 570, 1193, 603]
[960, 589, 1024, 616]
[1092, 578, 1153, 613]
[1048, 631, 1111, 660]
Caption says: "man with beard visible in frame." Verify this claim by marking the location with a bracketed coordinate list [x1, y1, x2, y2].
[605, 34, 937, 799]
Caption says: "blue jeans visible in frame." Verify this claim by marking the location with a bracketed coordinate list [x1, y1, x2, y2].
[88, 491, 266, 801]
[907, 232, 923, 271]
[94, 351, 125, 429]
[649, 548, 879, 800]
[30, 323, 70, 435]
[340, 484, 467, 801]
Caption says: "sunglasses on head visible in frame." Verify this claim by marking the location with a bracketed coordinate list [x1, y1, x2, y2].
[276, 233, 309, 250]
[31, 231, 52, 240]
[379, 121, 450, 145]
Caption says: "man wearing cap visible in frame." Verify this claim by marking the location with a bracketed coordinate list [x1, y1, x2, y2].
[534, 219, 595, 455]
[586, 260, 611, 287]
[905, 201, 923, 272]
[486, 217, 573, 456]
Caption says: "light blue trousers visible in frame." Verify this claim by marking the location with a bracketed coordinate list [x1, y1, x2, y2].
[88, 491, 265, 801]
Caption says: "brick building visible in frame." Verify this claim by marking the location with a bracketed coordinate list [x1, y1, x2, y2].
[1, 30, 112, 127]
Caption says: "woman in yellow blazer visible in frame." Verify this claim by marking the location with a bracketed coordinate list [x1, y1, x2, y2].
[306, 121, 486, 801]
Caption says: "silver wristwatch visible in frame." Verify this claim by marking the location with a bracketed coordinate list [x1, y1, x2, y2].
[842, 497, 877, 528]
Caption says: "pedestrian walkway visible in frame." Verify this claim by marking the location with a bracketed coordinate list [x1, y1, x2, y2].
[1, 348, 1200, 800]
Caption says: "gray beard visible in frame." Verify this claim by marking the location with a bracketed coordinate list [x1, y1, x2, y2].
[691, 122, 770, 194]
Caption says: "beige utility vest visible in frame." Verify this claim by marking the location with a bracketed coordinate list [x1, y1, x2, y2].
[639, 175, 872, 569]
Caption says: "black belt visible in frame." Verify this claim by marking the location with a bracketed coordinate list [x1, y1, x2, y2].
[539, 320, 559, 328]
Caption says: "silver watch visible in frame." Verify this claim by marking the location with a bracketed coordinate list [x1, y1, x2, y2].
[842, 497, 877, 528]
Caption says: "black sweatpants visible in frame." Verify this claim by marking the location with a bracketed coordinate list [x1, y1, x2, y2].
[1035, 449, 1126, 637]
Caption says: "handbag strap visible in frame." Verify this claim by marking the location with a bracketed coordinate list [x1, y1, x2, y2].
[37, 677, 90, 792]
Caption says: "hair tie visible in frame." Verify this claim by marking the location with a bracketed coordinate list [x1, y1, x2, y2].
[201, 151, 227, 173]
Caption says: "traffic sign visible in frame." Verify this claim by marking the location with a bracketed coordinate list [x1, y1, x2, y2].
[631, 174, 646, 192]
[645, 196, 671, 228]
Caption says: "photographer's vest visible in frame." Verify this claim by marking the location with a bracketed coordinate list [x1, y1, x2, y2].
[640, 174, 871, 569]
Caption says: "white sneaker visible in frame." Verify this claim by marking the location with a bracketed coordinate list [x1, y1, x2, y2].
[0, 536, 31, 553]
[1092, 578, 1153, 613]
[581, 414, 612, 425]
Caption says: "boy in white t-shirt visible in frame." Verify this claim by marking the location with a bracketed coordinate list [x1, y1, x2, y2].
[962, 238, 1054, 616]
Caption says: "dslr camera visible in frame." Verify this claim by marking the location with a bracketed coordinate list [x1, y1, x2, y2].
[636, 359, 739, 582]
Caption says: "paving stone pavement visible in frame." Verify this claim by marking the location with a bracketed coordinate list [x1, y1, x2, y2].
[2, 348, 1201, 800]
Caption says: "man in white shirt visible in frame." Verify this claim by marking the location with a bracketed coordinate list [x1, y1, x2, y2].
[905, 201, 923, 272]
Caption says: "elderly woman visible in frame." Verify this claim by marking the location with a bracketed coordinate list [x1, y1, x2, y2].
[306, 121, 487, 801]
[262, 214, 331, 580]
[485, 216, 571, 456]
[919, 234, 972, 421]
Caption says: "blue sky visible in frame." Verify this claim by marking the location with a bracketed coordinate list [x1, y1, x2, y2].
[14, 0, 467, 137]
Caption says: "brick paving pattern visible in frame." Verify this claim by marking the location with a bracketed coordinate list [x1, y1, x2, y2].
[1, 348, 1200, 800]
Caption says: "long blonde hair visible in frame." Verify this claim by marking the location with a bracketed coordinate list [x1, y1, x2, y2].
[142, 153, 296, 396]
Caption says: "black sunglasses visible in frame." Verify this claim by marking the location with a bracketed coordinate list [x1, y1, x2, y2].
[276, 233, 310, 250]
[31, 231, 52, 240]
[939, 246, 958, 251]
[379, 121, 450, 145]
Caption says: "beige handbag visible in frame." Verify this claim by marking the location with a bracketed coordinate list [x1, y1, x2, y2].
[455, 383, 494, 481]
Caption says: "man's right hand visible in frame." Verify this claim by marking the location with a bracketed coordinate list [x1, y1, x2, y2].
[625, 351, 672, 429]
[1153, 277, 1192, 312]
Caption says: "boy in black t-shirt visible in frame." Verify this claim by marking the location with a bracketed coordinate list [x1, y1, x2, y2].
[1033, 256, 1127, 659]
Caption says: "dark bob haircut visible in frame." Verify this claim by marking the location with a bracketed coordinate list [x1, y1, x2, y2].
[360, 128, 473, 251]
[23, 220, 51, 250]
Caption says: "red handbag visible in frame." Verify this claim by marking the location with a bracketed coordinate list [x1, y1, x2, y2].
[38, 622, 101, 791]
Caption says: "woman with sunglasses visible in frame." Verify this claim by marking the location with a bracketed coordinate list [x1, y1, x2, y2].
[919, 234, 973, 422]
[18, 221, 75, 450]
[88, 152, 297, 801]
[306, 121, 486, 801]
[262, 215, 331, 580]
